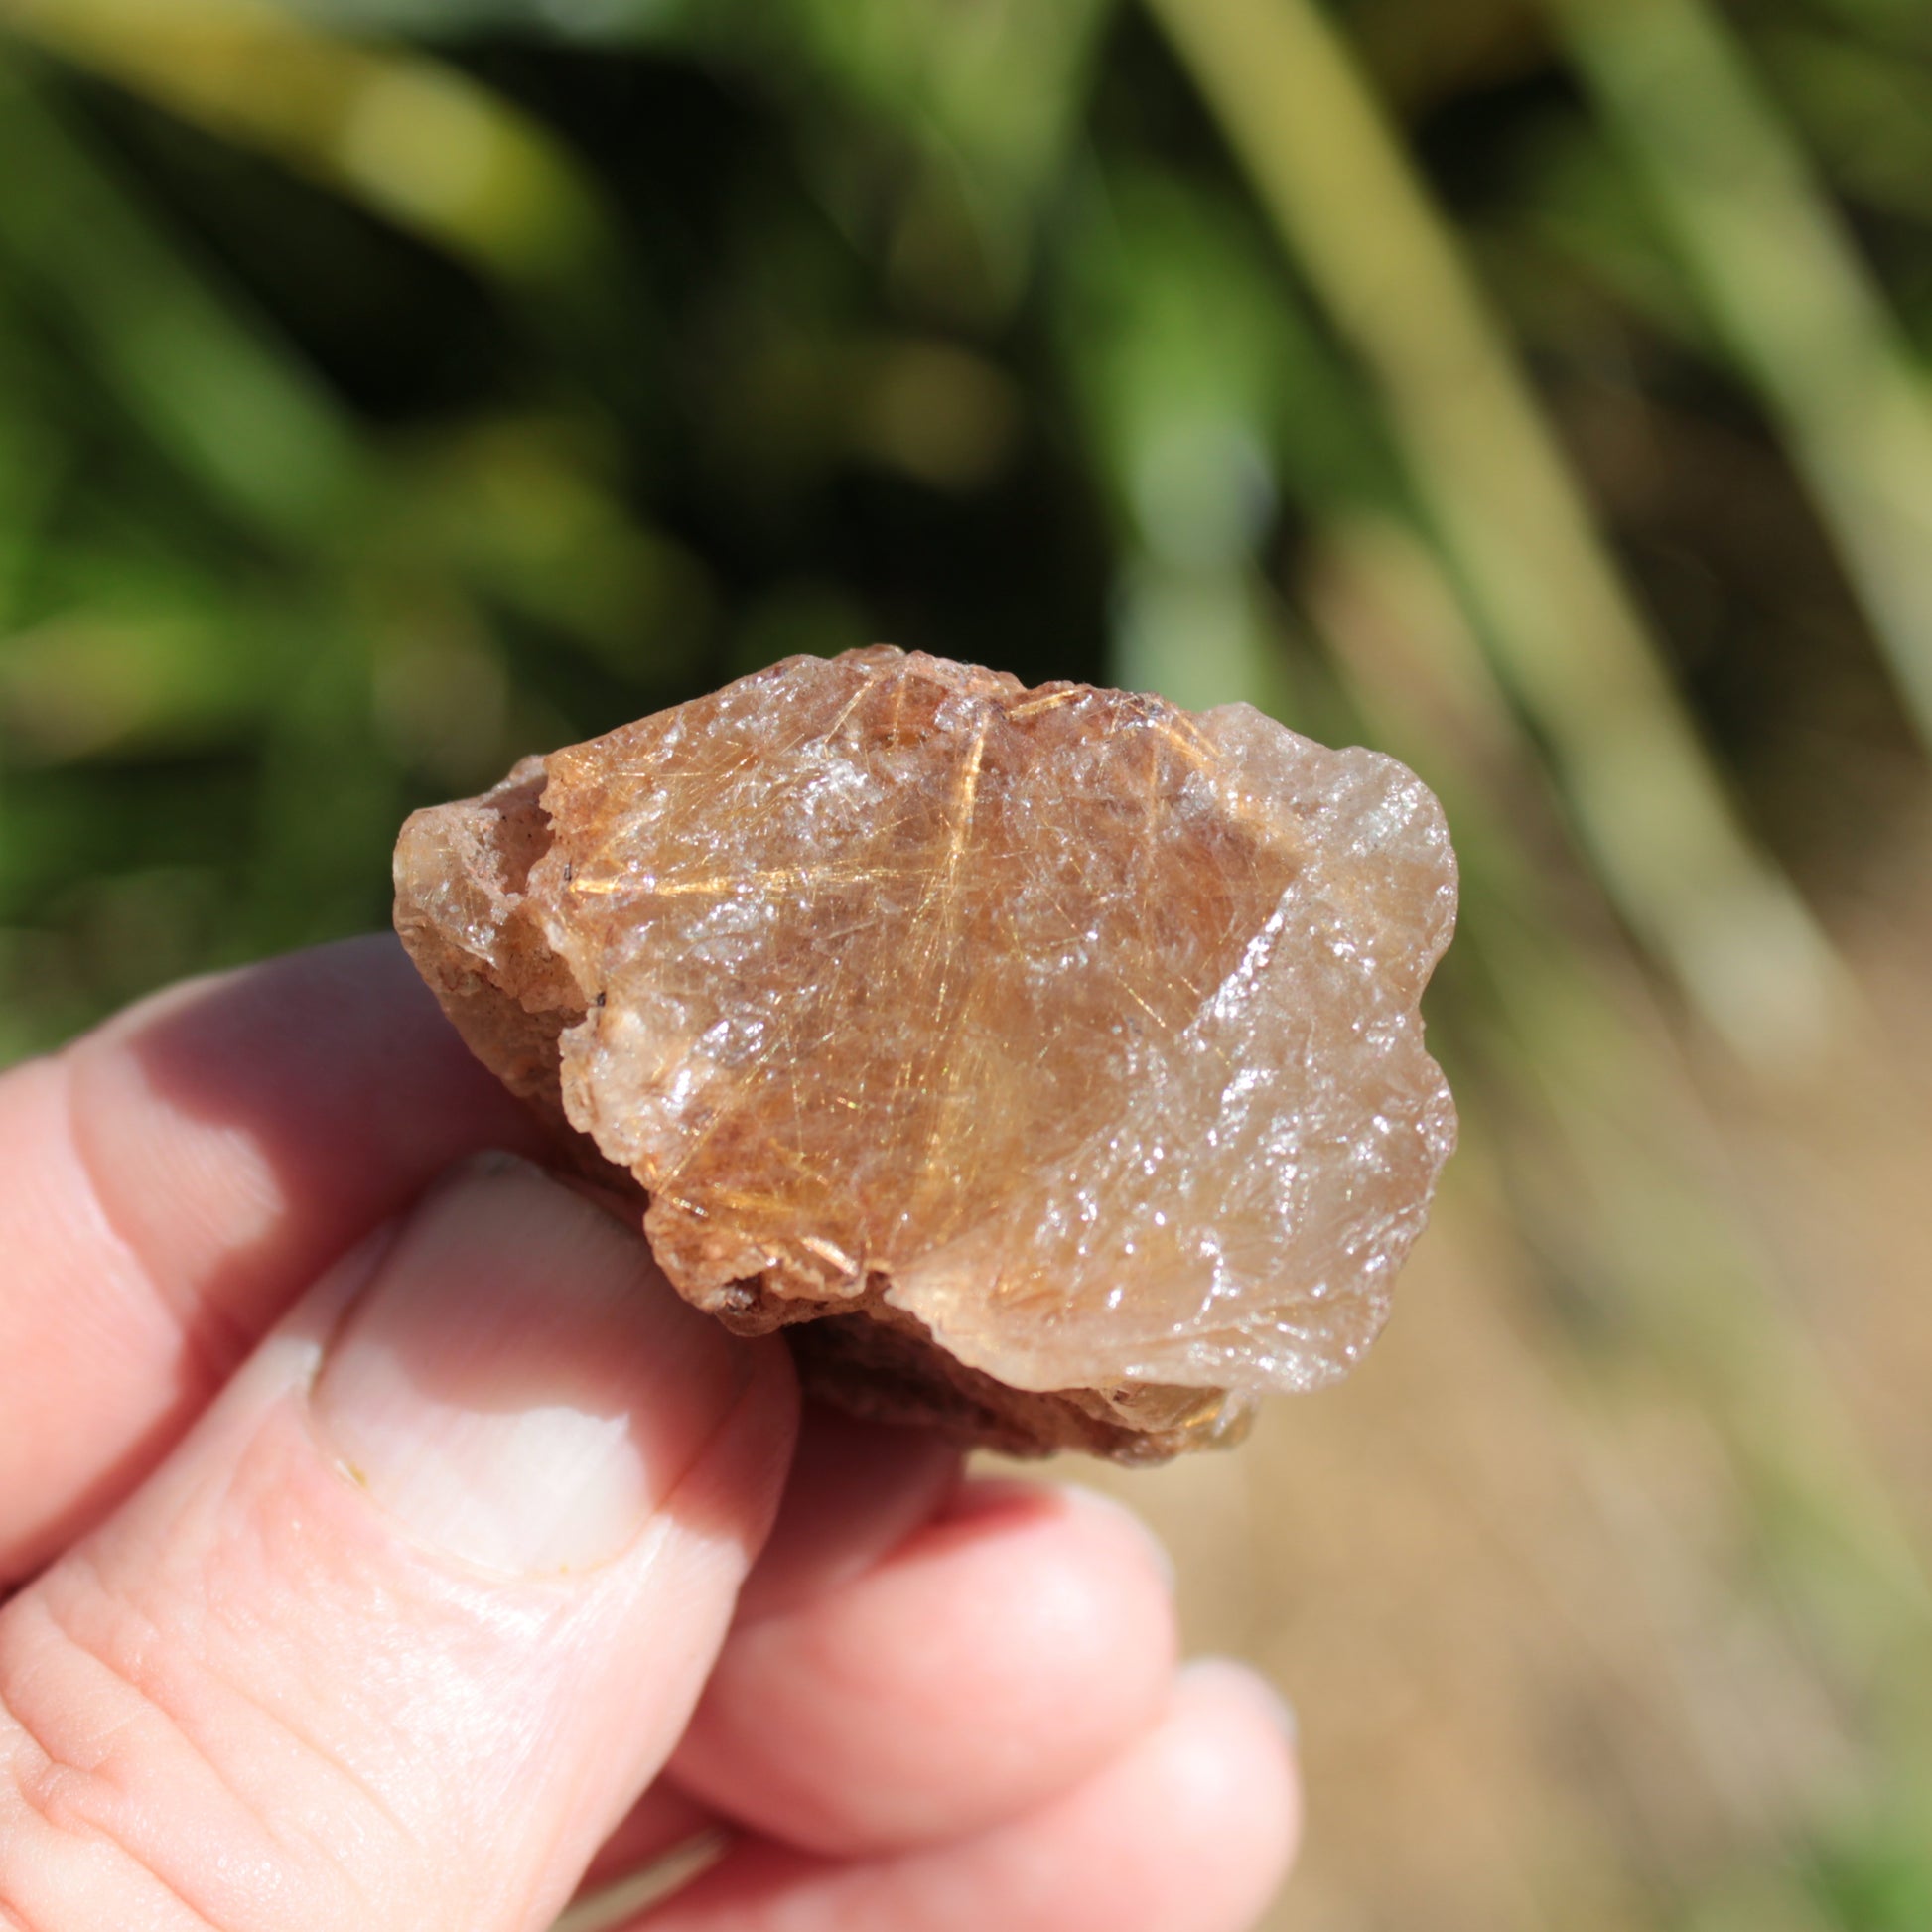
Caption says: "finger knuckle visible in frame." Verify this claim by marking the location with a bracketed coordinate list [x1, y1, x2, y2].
[0, 1566, 378, 1932]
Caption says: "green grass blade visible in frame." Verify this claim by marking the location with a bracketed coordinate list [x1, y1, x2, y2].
[1546, 0, 1932, 758]
[3, 0, 609, 285]
[0, 63, 366, 546]
[1143, 0, 1845, 1069]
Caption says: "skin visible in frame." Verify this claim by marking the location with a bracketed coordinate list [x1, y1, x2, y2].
[0, 935, 1300, 1932]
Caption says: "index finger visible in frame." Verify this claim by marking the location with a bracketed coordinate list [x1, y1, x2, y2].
[0, 934, 548, 1582]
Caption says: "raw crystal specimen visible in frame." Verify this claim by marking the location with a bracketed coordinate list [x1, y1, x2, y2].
[394, 648, 1457, 1460]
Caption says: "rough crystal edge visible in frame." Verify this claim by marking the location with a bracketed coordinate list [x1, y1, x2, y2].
[392, 651, 1458, 1459]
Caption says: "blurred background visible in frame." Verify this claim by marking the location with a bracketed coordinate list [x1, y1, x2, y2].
[2, 0, 1931, 1924]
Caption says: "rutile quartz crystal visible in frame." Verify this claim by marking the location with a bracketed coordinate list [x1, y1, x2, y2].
[394, 648, 1457, 1460]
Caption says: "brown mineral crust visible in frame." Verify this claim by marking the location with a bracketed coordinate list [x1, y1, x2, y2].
[785, 1302, 1254, 1464]
[393, 645, 1457, 1459]
[390, 760, 582, 1127]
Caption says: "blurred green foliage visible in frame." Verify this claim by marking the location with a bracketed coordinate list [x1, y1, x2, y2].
[2, 0, 1931, 1921]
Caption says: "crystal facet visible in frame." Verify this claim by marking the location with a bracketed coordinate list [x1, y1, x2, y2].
[394, 648, 1457, 1458]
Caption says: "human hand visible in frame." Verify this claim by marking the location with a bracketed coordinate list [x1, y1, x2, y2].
[0, 935, 1299, 1931]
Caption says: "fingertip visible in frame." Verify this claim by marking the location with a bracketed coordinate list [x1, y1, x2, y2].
[733, 1406, 963, 1627]
[931, 1475, 1181, 1689]
[1038, 1479, 1177, 1593]
[670, 1470, 1178, 1856]
[645, 1646, 1304, 1932]
[1165, 1657, 1305, 1910]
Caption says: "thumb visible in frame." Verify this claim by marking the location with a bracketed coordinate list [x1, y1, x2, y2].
[0, 1154, 798, 1932]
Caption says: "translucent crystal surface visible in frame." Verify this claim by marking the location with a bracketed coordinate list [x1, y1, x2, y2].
[395, 648, 1457, 1448]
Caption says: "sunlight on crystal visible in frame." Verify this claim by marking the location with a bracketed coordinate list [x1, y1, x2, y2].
[396, 649, 1457, 1459]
